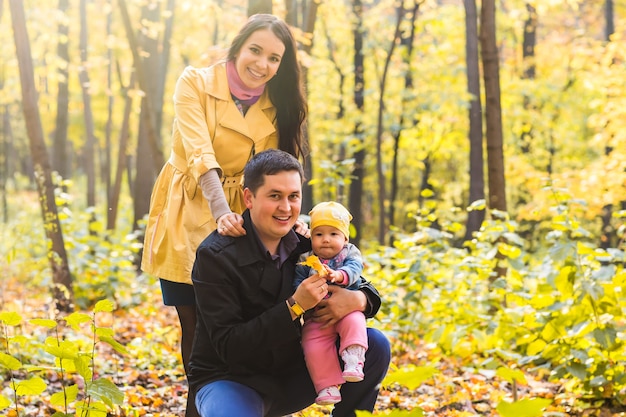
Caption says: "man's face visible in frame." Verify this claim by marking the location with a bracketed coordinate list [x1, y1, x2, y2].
[244, 170, 302, 252]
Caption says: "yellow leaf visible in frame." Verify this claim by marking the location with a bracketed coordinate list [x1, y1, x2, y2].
[13, 376, 47, 395]
[299, 255, 328, 277]
[0, 393, 10, 411]
[496, 367, 527, 385]
[50, 384, 78, 406]
[497, 398, 552, 417]
[0, 312, 22, 326]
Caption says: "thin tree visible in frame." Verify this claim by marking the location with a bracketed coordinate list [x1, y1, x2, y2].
[117, 0, 164, 175]
[132, 0, 173, 231]
[600, 0, 616, 249]
[9, 0, 73, 312]
[1, 102, 12, 224]
[480, 0, 507, 282]
[479, 0, 506, 213]
[285, 0, 319, 212]
[348, 0, 365, 247]
[320, 16, 348, 204]
[79, 0, 97, 211]
[520, 2, 537, 155]
[389, 1, 419, 244]
[248, 0, 272, 15]
[463, 0, 485, 240]
[285, 0, 297, 26]
[107, 66, 135, 231]
[605, 0, 614, 41]
[374, 3, 404, 244]
[52, 0, 70, 180]
[104, 2, 113, 215]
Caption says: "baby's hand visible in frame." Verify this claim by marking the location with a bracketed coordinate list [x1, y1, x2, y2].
[324, 266, 343, 284]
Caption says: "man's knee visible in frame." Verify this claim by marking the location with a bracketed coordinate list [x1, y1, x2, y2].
[195, 381, 265, 417]
[365, 328, 391, 372]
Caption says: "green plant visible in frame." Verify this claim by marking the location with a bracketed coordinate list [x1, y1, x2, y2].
[368, 189, 626, 405]
[0, 300, 127, 416]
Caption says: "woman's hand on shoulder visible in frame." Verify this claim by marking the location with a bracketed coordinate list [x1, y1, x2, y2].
[294, 219, 310, 238]
[217, 213, 246, 237]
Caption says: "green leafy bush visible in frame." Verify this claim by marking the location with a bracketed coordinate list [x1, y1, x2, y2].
[0, 300, 126, 416]
[1, 177, 147, 309]
[368, 192, 626, 405]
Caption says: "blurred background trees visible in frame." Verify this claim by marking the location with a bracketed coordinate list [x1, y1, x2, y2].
[1, 0, 625, 303]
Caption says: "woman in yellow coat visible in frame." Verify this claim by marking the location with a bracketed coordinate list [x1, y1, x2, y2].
[141, 14, 307, 417]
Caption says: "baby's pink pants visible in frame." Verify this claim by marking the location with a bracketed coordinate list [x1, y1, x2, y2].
[301, 311, 369, 393]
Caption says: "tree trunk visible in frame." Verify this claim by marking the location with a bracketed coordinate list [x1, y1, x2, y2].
[605, 0, 614, 41]
[107, 67, 135, 231]
[79, 0, 97, 210]
[320, 17, 347, 203]
[285, 0, 297, 26]
[520, 2, 537, 155]
[52, 0, 70, 180]
[389, 1, 419, 244]
[522, 3, 537, 80]
[291, 0, 319, 213]
[9, 0, 73, 312]
[1, 105, 12, 224]
[133, 1, 163, 231]
[105, 3, 113, 216]
[374, 4, 403, 244]
[348, 0, 365, 247]
[463, 0, 485, 241]
[117, 0, 164, 175]
[600, 0, 615, 249]
[248, 0, 272, 16]
[480, 0, 507, 281]
[480, 0, 506, 213]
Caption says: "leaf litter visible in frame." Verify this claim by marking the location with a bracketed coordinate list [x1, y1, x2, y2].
[1, 279, 625, 417]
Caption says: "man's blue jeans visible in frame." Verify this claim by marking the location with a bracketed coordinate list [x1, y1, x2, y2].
[195, 328, 391, 417]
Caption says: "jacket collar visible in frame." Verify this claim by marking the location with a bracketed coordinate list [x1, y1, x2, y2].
[203, 63, 276, 140]
[235, 210, 310, 267]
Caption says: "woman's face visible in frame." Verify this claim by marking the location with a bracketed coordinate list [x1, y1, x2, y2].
[235, 29, 285, 89]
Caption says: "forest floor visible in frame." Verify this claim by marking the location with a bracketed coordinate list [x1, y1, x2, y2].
[1, 279, 626, 417]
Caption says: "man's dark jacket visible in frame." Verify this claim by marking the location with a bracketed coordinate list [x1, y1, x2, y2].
[188, 210, 381, 398]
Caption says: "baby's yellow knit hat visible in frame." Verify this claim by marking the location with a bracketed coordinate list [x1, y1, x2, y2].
[309, 201, 352, 239]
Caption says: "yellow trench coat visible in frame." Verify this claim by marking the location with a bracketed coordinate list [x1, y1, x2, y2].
[141, 63, 278, 284]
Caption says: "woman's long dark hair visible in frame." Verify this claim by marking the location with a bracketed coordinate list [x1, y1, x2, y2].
[227, 14, 308, 159]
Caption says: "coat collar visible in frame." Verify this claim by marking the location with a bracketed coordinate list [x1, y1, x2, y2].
[234, 210, 310, 267]
[203, 63, 276, 140]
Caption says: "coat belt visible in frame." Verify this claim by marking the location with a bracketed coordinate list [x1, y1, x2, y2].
[168, 152, 243, 189]
[222, 175, 243, 188]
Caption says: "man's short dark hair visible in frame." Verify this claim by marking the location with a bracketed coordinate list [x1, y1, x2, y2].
[243, 149, 304, 194]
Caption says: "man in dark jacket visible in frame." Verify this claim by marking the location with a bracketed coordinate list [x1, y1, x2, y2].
[189, 149, 391, 417]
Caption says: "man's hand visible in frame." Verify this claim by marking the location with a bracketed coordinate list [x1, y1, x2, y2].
[311, 286, 367, 328]
[292, 273, 328, 311]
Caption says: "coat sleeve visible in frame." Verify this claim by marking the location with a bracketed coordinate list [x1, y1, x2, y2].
[174, 67, 221, 181]
[293, 265, 308, 291]
[337, 244, 364, 288]
[358, 277, 382, 319]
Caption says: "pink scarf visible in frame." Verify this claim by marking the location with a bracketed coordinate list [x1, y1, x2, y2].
[226, 60, 265, 105]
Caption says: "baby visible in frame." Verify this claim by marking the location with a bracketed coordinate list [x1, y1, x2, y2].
[294, 202, 368, 405]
